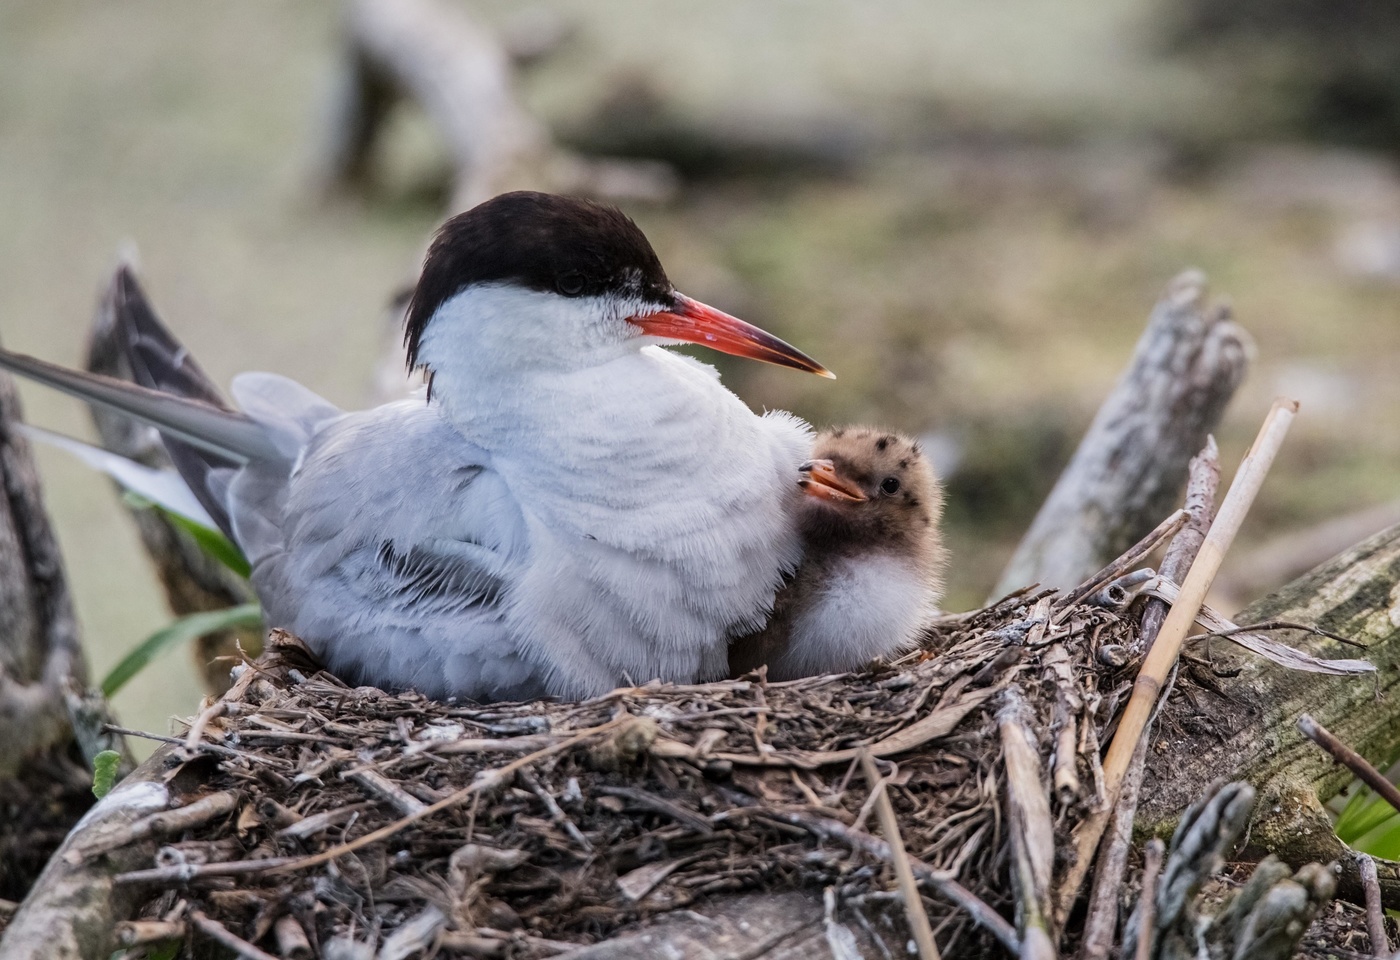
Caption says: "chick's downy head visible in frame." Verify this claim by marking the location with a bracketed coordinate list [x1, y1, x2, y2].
[797, 427, 945, 569]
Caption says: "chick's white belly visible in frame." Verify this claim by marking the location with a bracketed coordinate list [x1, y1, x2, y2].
[781, 555, 934, 677]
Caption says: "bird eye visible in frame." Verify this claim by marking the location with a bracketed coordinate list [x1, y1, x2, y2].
[556, 272, 585, 296]
[880, 477, 900, 495]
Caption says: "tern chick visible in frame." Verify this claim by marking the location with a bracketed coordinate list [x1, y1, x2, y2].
[729, 427, 946, 681]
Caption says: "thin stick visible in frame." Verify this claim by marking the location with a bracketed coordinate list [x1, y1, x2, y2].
[182, 700, 229, 757]
[861, 750, 942, 960]
[1134, 839, 1165, 960]
[1052, 509, 1189, 619]
[116, 857, 300, 885]
[1358, 853, 1388, 957]
[1102, 399, 1297, 795]
[1298, 715, 1400, 816]
[187, 909, 280, 960]
[345, 768, 428, 817]
[766, 808, 1019, 954]
[66, 789, 240, 863]
[267, 717, 624, 874]
[521, 767, 593, 852]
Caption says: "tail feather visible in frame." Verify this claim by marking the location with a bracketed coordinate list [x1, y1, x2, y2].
[107, 268, 245, 535]
[0, 348, 279, 463]
[114, 267, 230, 410]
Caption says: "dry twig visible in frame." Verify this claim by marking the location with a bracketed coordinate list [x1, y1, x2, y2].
[860, 750, 941, 960]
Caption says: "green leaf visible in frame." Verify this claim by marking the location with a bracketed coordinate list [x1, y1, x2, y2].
[101, 603, 264, 698]
[1336, 787, 1400, 844]
[164, 509, 251, 578]
[91, 749, 122, 799]
[122, 492, 251, 578]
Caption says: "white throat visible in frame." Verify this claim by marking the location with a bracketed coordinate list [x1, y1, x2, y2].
[412, 282, 814, 686]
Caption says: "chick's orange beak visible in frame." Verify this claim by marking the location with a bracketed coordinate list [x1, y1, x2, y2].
[798, 459, 867, 503]
[629, 294, 834, 378]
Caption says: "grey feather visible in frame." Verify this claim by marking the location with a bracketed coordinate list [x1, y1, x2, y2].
[0, 348, 280, 463]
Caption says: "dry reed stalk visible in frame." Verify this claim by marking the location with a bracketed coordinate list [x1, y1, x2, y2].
[861, 750, 941, 960]
[1080, 438, 1220, 958]
[1103, 398, 1297, 792]
[1057, 398, 1297, 925]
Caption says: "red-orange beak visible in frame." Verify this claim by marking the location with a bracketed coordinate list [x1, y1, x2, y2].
[798, 459, 867, 503]
[629, 294, 834, 378]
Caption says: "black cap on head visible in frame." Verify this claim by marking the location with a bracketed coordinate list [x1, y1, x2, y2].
[404, 192, 675, 368]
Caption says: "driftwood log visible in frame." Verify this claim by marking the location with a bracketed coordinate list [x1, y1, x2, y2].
[0, 371, 131, 903]
[992, 269, 1251, 598]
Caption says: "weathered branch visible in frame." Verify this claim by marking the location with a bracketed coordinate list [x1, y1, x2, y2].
[0, 367, 134, 908]
[0, 746, 181, 959]
[0, 373, 86, 776]
[993, 270, 1251, 597]
[316, 0, 675, 213]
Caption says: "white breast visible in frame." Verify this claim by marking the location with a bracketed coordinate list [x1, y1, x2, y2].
[776, 554, 935, 679]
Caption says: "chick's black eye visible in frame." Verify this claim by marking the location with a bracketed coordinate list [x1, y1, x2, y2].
[880, 477, 900, 495]
[557, 272, 585, 296]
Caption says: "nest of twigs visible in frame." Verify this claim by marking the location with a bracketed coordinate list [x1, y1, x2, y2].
[106, 574, 1159, 959]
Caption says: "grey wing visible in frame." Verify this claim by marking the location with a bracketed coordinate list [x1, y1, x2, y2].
[247, 402, 541, 701]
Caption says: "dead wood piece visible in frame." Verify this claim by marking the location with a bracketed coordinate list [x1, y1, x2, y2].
[0, 367, 133, 908]
[327, 0, 545, 211]
[116, 919, 187, 947]
[1062, 400, 1296, 925]
[1219, 498, 1400, 607]
[997, 689, 1056, 957]
[1358, 853, 1389, 957]
[67, 789, 240, 862]
[346, 767, 428, 817]
[0, 372, 125, 778]
[1132, 839, 1164, 960]
[0, 746, 177, 959]
[188, 908, 280, 960]
[320, 0, 674, 216]
[994, 269, 1251, 597]
[274, 914, 313, 959]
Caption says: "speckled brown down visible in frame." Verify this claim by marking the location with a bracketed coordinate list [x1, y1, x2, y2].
[730, 427, 947, 681]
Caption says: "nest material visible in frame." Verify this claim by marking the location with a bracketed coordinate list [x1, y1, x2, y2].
[110, 582, 1152, 958]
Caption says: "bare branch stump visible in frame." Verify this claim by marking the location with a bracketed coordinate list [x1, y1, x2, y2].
[0, 746, 179, 958]
[0, 370, 131, 904]
[993, 270, 1251, 597]
[317, 0, 675, 213]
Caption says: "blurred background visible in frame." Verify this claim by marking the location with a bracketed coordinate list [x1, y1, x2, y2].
[2, 0, 1399, 740]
